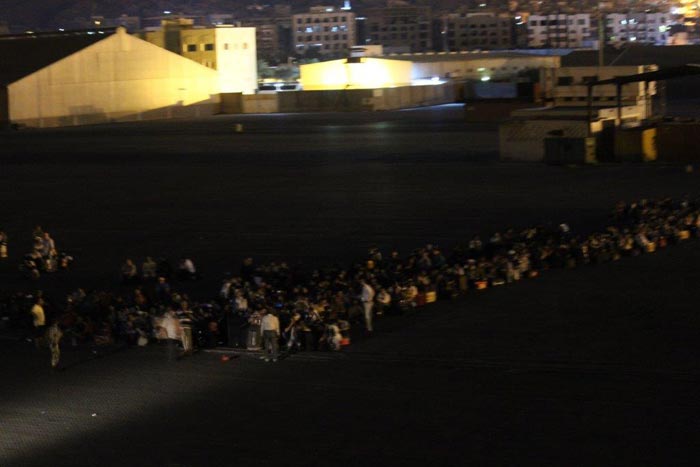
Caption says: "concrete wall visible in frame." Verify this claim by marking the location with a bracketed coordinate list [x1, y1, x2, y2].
[0, 87, 8, 127]
[614, 127, 657, 162]
[275, 83, 453, 113]
[656, 122, 700, 162]
[242, 94, 278, 113]
[278, 89, 374, 112]
[9, 28, 221, 128]
[299, 58, 413, 91]
[220, 93, 243, 114]
[464, 101, 539, 122]
[500, 119, 590, 161]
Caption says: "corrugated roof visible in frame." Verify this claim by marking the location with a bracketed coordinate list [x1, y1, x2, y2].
[0, 29, 115, 86]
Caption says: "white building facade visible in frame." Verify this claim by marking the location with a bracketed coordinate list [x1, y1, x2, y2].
[292, 6, 356, 55]
[527, 13, 591, 48]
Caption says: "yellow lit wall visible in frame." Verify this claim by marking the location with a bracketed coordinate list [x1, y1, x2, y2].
[9, 28, 220, 127]
[214, 27, 257, 94]
[300, 58, 413, 90]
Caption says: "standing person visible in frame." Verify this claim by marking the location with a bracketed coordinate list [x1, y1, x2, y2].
[30, 298, 46, 348]
[177, 305, 194, 356]
[121, 259, 138, 285]
[260, 310, 280, 362]
[41, 232, 56, 258]
[161, 309, 182, 361]
[0, 230, 8, 259]
[141, 257, 157, 281]
[360, 279, 376, 334]
[46, 320, 63, 369]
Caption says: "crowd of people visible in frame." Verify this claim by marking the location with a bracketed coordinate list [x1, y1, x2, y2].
[2, 197, 700, 365]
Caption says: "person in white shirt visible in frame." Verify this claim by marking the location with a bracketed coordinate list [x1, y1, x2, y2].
[360, 279, 375, 333]
[260, 310, 280, 362]
[161, 309, 182, 360]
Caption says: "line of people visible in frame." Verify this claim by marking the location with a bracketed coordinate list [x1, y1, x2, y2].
[3, 197, 700, 367]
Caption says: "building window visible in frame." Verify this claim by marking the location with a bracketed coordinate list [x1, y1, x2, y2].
[224, 43, 229, 50]
[186, 44, 197, 52]
[204, 43, 214, 51]
[243, 42, 248, 49]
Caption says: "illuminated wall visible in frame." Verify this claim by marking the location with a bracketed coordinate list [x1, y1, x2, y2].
[409, 54, 560, 81]
[299, 58, 413, 90]
[142, 26, 258, 94]
[8, 28, 220, 127]
[214, 28, 257, 94]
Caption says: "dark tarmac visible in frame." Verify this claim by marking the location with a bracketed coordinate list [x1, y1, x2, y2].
[2, 104, 700, 466]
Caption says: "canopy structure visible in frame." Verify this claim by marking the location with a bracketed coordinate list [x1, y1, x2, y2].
[586, 64, 700, 134]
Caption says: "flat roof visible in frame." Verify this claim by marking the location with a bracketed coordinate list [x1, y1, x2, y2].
[385, 51, 559, 63]
[562, 45, 700, 68]
[591, 64, 700, 86]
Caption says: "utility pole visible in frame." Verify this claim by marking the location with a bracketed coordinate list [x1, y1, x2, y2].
[598, 4, 605, 67]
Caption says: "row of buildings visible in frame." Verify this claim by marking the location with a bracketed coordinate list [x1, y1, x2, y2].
[4, 18, 700, 165]
[8, 2, 695, 63]
[1, 3, 693, 62]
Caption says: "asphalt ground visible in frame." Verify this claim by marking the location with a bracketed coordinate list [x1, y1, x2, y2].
[2, 104, 700, 466]
[2, 104, 700, 297]
[2, 240, 700, 467]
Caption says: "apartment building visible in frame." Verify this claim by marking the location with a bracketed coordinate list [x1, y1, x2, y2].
[605, 12, 673, 46]
[442, 11, 514, 51]
[292, 6, 356, 56]
[527, 13, 591, 48]
[241, 17, 292, 62]
[365, 5, 433, 52]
